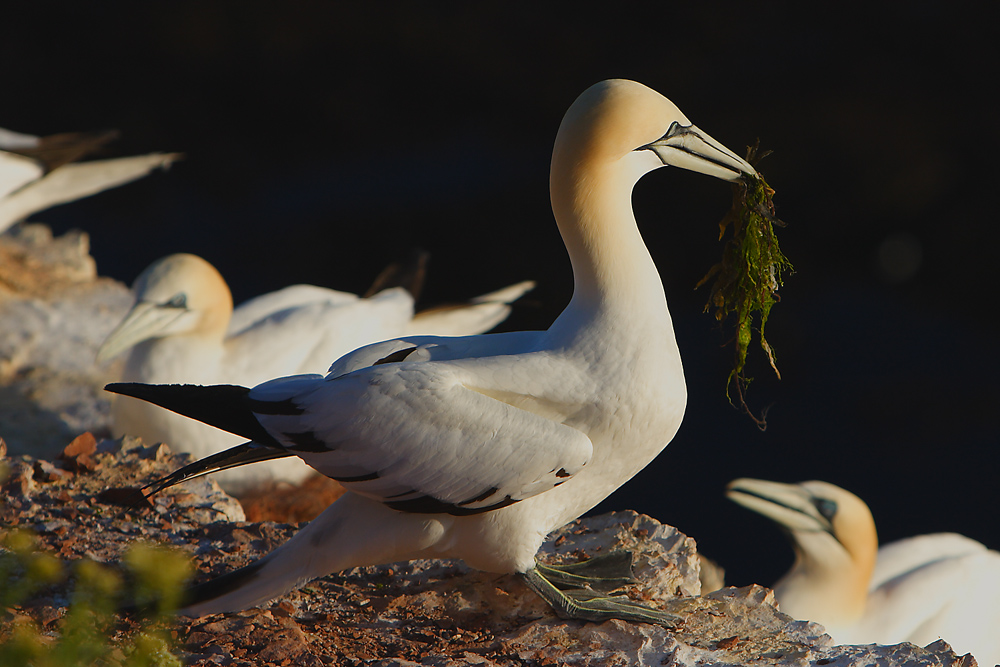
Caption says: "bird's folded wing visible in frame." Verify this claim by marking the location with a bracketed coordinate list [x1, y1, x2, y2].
[0, 153, 181, 233]
[870, 533, 987, 590]
[226, 284, 365, 337]
[861, 547, 1000, 643]
[0, 150, 43, 199]
[251, 362, 593, 515]
[224, 289, 415, 377]
[404, 280, 535, 336]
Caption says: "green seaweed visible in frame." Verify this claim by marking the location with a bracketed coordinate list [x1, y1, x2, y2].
[697, 143, 792, 428]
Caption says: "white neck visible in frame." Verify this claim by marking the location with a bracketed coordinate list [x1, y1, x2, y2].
[775, 531, 870, 629]
[549, 147, 669, 335]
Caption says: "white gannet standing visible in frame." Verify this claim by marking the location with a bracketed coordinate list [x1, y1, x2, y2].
[107, 79, 758, 620]
[0, 127, 179, 234]
[99, 252, 534, 490]
[727, 478, 1000, 664]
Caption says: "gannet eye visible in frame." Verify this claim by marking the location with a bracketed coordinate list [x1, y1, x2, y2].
[813, 498, 838, 522]
[164, 293, 187, 309]
[636, 121, 686, 153]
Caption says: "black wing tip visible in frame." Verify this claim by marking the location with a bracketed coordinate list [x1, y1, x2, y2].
[385, 493, 518, 516]
[105, 382, 250, 395]
[181, 559, 269, 610]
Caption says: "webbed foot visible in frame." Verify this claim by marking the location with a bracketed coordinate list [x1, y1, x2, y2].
[521, 550, 683, 627]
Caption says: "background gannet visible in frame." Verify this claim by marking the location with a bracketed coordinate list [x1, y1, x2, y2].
[108, 79, 758, 620]
[727, 478, 1000, 665]
[0, 127, 179, 234]
[99, 252, 534, 490]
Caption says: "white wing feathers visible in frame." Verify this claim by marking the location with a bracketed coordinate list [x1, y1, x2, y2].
[404, 280, 535, 336]
[227, 284, 363, 337]
[247, 356, 592, 515]
[0, 150, 43, 198]
[223, 290, 415, 378]
[870, 533, 988, 591]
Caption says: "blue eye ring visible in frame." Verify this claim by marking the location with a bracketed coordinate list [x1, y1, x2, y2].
[813, 498, 838, 522]
[165, 293, 187, 309]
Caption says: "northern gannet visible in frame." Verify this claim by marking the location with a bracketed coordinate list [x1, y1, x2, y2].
[727, 478, 1000, 664]
[107, 79, 758, 621]
[0, 127, 179, 234]
[99, 252, 534, 490]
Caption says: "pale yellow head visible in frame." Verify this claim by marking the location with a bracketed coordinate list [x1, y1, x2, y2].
[727, 478, 879, 627]
[97, 253, 234, 362]
[548, 79, 755, 306]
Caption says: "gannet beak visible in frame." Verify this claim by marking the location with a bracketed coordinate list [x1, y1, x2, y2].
[641, 122, 757, 182]
[97, 301, 187, 363]
[726, 478, 835, 535]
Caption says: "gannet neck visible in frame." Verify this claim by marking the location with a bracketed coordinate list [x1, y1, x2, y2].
[550, 81, 673, 312]
[791, 481, 878, 624]
[776, 523, 872, 628]
[552, 154, 664, 316]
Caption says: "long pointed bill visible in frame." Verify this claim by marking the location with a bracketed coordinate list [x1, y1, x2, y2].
[97, 302, 186, 363]
[726, 478, 833, 534]
[642, 121, 756, 182]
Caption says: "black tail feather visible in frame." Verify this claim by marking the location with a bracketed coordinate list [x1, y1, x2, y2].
[142, 441, 294, 497]
[105, 382, 280, 446]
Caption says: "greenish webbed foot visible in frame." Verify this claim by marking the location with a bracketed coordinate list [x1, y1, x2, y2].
[521, 550, 684, 627]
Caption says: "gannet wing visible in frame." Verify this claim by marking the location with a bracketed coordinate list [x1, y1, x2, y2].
[0, 127, 41, 151]
[226, 284, 362, 337]
[870, 532, 988, 590]
[0, 150, 43, 199]
[858, 546, 1000, 649]
[108, 341, 592, 516]
[141, 441, 294, 496]
[249, 357, 593, 515]
[0, 153, 181, 234]
[223, 288, 415, 377]
[404, 280, 535, 336]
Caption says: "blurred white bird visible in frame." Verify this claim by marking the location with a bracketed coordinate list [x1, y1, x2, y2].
[108, 79, 757, 621]
[727, 478, 1000, 665]
[99, 252, 534, 490]
[0, 127, 178, 234]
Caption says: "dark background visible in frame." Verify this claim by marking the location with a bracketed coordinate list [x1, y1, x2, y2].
[4, 3, 997, 588]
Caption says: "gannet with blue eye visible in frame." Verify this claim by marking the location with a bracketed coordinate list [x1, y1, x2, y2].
[727, 478, 1000, 665]
[0, 126, 179, 234]
[107, 79, 758, 621]
[99, 252, 534, 491]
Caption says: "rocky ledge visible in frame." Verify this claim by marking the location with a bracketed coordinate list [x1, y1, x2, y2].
[0, 223, 132, 459]
[0, 436, 976, 666]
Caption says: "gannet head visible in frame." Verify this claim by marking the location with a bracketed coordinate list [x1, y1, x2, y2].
[727, 478, 878, 625]
[97, 253, 234, 363]
[552, 79, 757, 190]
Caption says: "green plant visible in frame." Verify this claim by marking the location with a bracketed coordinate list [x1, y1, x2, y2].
[698, 143, 793, 428]
[0, 529, 191, 667]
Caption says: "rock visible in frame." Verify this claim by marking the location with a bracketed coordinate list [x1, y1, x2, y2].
[1, 437, 978, 666]
[2, 458, 37, 498]
[0, 223, 132, 458]
[0, 223, 98, 296]
[60, 431, 99, 471]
